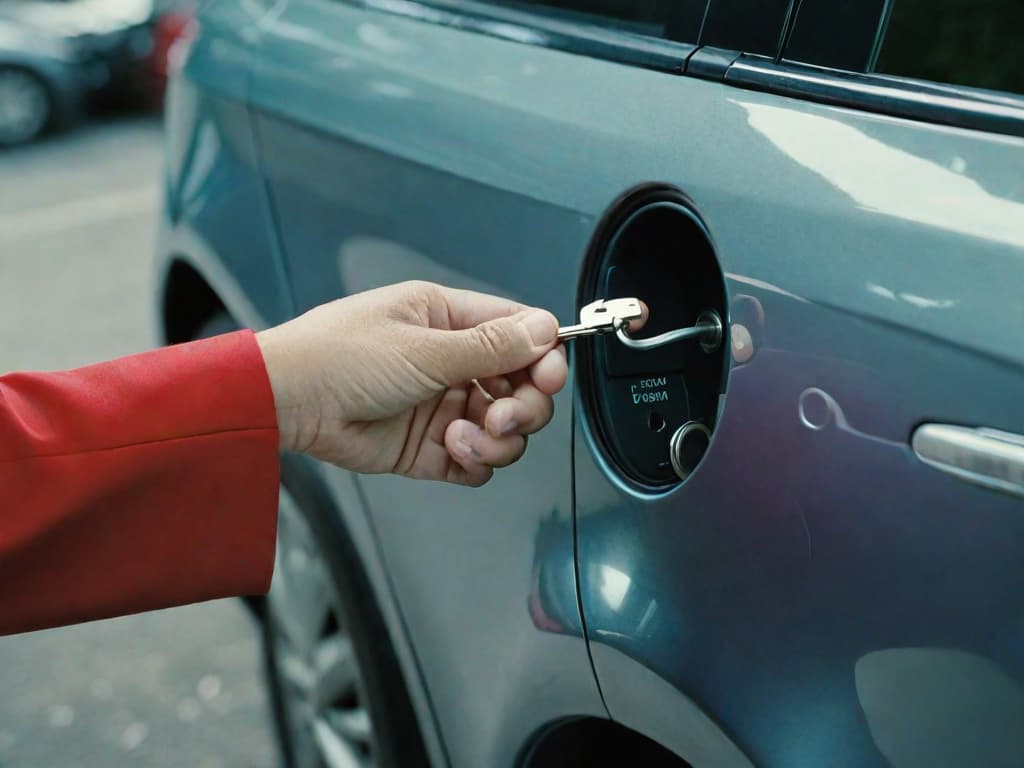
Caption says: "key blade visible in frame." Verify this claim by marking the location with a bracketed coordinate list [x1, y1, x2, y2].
[556, 298, 644, 342]
[557, 323, 595, 340]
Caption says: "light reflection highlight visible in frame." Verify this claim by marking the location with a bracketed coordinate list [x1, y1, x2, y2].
[598, 565, 632, 612]
[741, 102, 1024, 248]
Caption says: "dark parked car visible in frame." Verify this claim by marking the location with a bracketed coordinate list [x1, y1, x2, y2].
[156, 0, 1024, 766]
[0, 14, 84, 144]
[0, 0, 156, 143]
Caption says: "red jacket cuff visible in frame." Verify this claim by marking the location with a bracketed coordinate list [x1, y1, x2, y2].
[0, 330, 280, 634]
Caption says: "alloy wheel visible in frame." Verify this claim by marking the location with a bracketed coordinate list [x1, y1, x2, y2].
[0, 69, 50, 146]
[267, 488, 376, 768]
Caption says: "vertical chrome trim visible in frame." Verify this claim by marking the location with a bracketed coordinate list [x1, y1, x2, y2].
[912, 424, 1024, 499]
[866, 0, 894, 72]
[774, 0, 802, 64]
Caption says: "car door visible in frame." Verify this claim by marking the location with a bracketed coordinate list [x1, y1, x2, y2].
[245, 0, 1024, 765]
[568, 2, 1024, 767]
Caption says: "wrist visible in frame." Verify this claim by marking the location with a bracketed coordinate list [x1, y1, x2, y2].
[256, 327, 306, 453]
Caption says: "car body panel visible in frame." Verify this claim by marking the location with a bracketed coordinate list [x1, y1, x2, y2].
[159, 0, 293, 331]
[159, 0, 1024, 765]
[160, 6, 455, 763]
[247, 4, 1024, 763]
[576, 282, 1024, 766]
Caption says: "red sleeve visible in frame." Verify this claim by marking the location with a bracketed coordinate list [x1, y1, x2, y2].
[0, 330, 280, 635]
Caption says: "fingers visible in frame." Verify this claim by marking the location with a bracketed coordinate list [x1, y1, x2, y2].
[528, 346, 568, 396]
[484, 345, 567, 435]
[425, 309, 559, 386]
[482, 347, 565, 438]
[437, 286, 529, 330]
[483, 379, 555, 438]
[466, 375, 514, 424]
[446, 461, 494, 488]
[445, 419, 527, 485]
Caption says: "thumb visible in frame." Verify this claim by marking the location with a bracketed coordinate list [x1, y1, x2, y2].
[430, 309, 558, 385]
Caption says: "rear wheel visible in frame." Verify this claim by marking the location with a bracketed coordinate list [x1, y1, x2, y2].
[0, 68, 51, 146]
[191, 312, 430, 768]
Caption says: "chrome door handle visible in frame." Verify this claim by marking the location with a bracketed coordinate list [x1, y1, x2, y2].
[615, 309, 724, 353]
[912, 424, 1024, 498]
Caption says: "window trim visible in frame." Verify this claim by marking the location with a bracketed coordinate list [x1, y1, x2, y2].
[359, 0, 696, 72]
[728, 56, 1024, 138]
[351, 0, 1024, 138]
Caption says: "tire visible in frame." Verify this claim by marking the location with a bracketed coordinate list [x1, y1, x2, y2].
[192, 313, 431, 768]
[0, 67, 52, 146]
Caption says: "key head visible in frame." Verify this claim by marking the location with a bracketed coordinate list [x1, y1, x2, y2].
[579, 297, 643, 332]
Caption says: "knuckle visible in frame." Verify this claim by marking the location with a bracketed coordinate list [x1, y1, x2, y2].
[475, 321, 516, 357]
[397, 280, 442, 308]
[401, 279, 435, 293]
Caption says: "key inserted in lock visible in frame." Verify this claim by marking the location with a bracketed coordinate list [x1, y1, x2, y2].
[473, 298, 721, 405]
[557, 297, 644, 340]
[615, 308, 723, 353]
[578, 192, 729, 487]
[556, 297, 723, 355]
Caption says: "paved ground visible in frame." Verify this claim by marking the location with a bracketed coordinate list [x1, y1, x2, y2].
[0, 114, 278, 768]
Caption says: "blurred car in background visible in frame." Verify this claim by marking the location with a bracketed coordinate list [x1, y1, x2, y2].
[0, 14, 85, 144]
[0, 0, 177, 144]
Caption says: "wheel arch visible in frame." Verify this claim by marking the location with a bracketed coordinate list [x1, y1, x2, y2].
[157, 259, 449, 765]
[521, 717, 691, 768]
[160, 258, 229, 345]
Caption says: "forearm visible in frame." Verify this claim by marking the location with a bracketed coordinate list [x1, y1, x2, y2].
[0, 331, 280, 634]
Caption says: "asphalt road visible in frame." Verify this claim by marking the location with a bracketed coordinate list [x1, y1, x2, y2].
[0, 115, 278, 768]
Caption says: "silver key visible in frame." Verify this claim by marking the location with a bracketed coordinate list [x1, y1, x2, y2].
[470, 297, 643, 404]
[557, 297, 644, 340]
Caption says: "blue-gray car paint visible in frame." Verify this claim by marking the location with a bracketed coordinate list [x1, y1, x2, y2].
[158, 0, 1024, 765]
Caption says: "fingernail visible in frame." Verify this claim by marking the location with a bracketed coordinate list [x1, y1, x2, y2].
[522, 310, 556, 346]
[500, 419, 519, 436]
[455, 440, 480, 461]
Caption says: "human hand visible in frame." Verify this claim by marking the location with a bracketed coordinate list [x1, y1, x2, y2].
[256, 281, 569, 486]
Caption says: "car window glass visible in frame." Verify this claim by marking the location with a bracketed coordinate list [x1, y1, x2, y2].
[783, 0, 888, 72]
[699, 0, 791, 56]
[875, 0, 1024, 96]
[483, 0, 708, 44]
